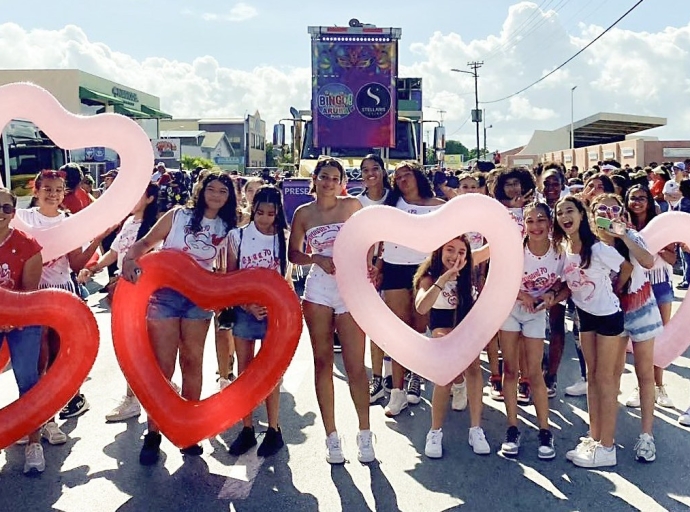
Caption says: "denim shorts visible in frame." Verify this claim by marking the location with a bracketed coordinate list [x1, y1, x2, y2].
[501, 302, 547, 339]
[233, 308, 267, 340]
[652, 281, 674, 305]
[147, 288, 213, 321]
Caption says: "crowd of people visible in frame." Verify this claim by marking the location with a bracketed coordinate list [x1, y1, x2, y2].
[1, 155, 689, 476]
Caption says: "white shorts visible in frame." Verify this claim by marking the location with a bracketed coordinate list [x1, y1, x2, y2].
[500, 302, 547, 339]
[302, 265, 348, 315]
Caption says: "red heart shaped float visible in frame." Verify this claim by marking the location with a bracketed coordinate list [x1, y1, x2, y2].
[334, 194, 524, 386]
[0, 342, 8, 371]
[111, 250, 303, 448]
[0, 288, 99, 448]
[0, 82, 153, 262]
[639, 212, 690, 367]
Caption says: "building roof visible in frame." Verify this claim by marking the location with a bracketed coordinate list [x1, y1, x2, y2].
[160, 130, 205, 138]
[201, 132, 227, 150]
[567, 112, 666, 148]
[198, 118, 245, 124]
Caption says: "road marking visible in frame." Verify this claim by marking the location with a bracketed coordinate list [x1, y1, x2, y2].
[217, 436, 265, 500]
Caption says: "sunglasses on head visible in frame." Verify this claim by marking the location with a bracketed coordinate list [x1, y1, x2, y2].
[0, 204, 15, 214]
[41, 169, 67, 179]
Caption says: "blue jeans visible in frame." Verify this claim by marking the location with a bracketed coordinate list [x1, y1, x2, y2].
[681, 249, 690, 284]
[0, 326, 42, 395]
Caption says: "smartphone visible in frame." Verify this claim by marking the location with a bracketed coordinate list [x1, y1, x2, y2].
[610, 220, 626, 235]
[446, 175, 460, 188]
[596, 217, 612, 230]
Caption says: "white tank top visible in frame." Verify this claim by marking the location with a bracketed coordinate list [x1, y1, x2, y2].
[229, 222, 280, 272]
[383, 198, 441, 265]
[15, 207, 73, 289]
[357, 190, 388, 207]
[432, 279, 457, 310]
[161, 208, 229, 271]
[306, 223, 343, 257]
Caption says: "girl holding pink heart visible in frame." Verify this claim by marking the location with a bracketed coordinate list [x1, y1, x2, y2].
[288, 157, 375, 464]
[413, 235, 491, 459]
[553, 196, 631, 468]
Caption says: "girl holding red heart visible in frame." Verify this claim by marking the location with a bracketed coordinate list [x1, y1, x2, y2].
[225, 185, 289, 458]
[288, 157, 374, 464]
[554, 196, 632, 468]
[122, 171, 237, 465]
[0, 187, 45, 474]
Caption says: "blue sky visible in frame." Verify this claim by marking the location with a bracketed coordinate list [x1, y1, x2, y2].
[1, 0, 688, 149]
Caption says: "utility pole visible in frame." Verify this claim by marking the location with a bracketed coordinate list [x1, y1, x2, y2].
[451, 62, 483, 163]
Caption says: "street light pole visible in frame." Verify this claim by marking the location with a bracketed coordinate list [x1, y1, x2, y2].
[451, 61, 483, 163]
[570, 85, 577, 149]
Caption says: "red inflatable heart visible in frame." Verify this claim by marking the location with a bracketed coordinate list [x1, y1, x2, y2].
[0, 288, 99, 448]
[0, 342, 8, 371]
[639, 212, 690, 367]
[111, 250, 303, 448]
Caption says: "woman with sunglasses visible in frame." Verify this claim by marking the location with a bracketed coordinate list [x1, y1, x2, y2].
[0, 188, 45, 474]
[590, 194, 661, 463]
[15, 170, 111, 432]
[381, 161, 444, 416]
[288, 157, 374, 464]
[625, 184, 676, 409]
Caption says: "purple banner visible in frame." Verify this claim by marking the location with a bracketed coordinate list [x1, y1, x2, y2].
[312, 38, 397, 149]
[282, 179, 313, 225]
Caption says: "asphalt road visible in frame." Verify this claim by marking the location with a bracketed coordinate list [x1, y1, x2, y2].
[1, 274, 690, 512]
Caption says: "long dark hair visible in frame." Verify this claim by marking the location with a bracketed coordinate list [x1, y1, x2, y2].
[625, 184, 656, 230]
[385, 161, 434, 207]
[136, 183, 160, 240]
[310, 157, 345, 194]
[552, 196, 597, 269]
[189, 171, 237, 235]
[492, 167, 536, 202]
[360, 154, 392, 195]
[413, 235, 475, 324]
[250, 185, 288, 276]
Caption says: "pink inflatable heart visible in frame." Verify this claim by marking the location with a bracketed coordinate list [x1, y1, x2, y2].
[0, 82, 153, 262]
[639, 212, 690, 368]
[333, 194, 524, 385]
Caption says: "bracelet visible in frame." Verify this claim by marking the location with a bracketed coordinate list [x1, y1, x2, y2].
[433, 283, 443, 291]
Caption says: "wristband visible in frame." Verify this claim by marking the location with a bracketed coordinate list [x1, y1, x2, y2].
[433, 283, 443, 291]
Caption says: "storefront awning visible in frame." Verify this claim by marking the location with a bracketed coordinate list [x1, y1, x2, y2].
[114, 104, 147, 118]
[140, 104, 172, 119]
[79, 86, 123, 106]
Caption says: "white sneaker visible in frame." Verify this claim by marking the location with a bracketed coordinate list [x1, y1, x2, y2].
[219, 378, 231, 390]
[566, 436, 595, 461]
[23, 443, 45, 474]
[468, 426, 490, 455]
[451, 382, 468, 411]
[385, 389, 409, 417]
[625, 388, 641, 408]
[356, 430, 376, 463]
[105, 396, 141, 422]
[325, 432, 345, 464]
[41, 422, 67, 445]
[634, 433, 656, 463]
[564, 378, 587, 397]
[424, 429, 443, 458]
[679, 407, 690, 426]
[16, 436, 29, 446]
[572, 443, 616, 468]
[655, 385, 674, 408]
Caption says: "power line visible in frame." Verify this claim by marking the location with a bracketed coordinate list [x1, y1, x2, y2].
[481, 0, 646, 105]
[447, 115, 472, 137]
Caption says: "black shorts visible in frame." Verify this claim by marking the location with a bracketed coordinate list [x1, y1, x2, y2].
[380, 262, 419, 291]
[576, 307, 624, 337]
[430, 308, 455, 331]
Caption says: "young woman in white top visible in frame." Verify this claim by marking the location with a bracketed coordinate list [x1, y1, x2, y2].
[499, 202, 564, 460]
[16, 170, 111, 440]
[356, 154, 393, 404]
[83, 183, 159, 423]
[288, 157, 374, 464]
[553, 196, 632, 468]
[226, 185, 289, 458]
[122, 171, 237, 465]
[381, 161, 444, 417]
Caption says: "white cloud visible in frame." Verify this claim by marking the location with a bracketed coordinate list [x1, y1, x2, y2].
[0, 2, 688, 152]
[190, 3, 258, 22]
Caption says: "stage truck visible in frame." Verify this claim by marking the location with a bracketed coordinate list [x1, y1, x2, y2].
[275, 20, 425, 184]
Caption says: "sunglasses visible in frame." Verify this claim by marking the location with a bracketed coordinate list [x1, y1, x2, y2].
[0, 204, 15, 214]
[41, 169, 67, 179]
[596, 204, 623, 215]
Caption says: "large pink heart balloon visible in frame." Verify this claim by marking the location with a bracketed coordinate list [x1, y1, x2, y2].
[333, 194, 524, 385]
[639, 212, 690, 368]
[1, 82, 153, 262]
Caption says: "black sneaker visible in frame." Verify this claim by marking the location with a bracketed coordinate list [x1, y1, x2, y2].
[383, 375, 393, 393]
[369, 376, 385, 404]
[500, 426, 521, 457]
[544, 375, 558, 399]
[537, 429, 556, 460]
[139, 432, 162, 465]
[490, 375, 504, 402]
[180, 444, 203, 456]
[406, 373, 421, 405]
[229, 426, 257, 456]
[517, 381, 531, 405]
[333, 332, 342, 353]
[59, 394, 90, 419]
[257, 427, 284, 457]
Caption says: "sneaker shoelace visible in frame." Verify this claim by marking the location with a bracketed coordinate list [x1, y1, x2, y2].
[471, 428, 486, 442]
[408, 377, 420, 396]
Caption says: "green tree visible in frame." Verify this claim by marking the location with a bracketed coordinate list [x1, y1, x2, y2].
[445, 140, 470, 157]
[265, 142, 276, 167]
[180, 155, 214, 170]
